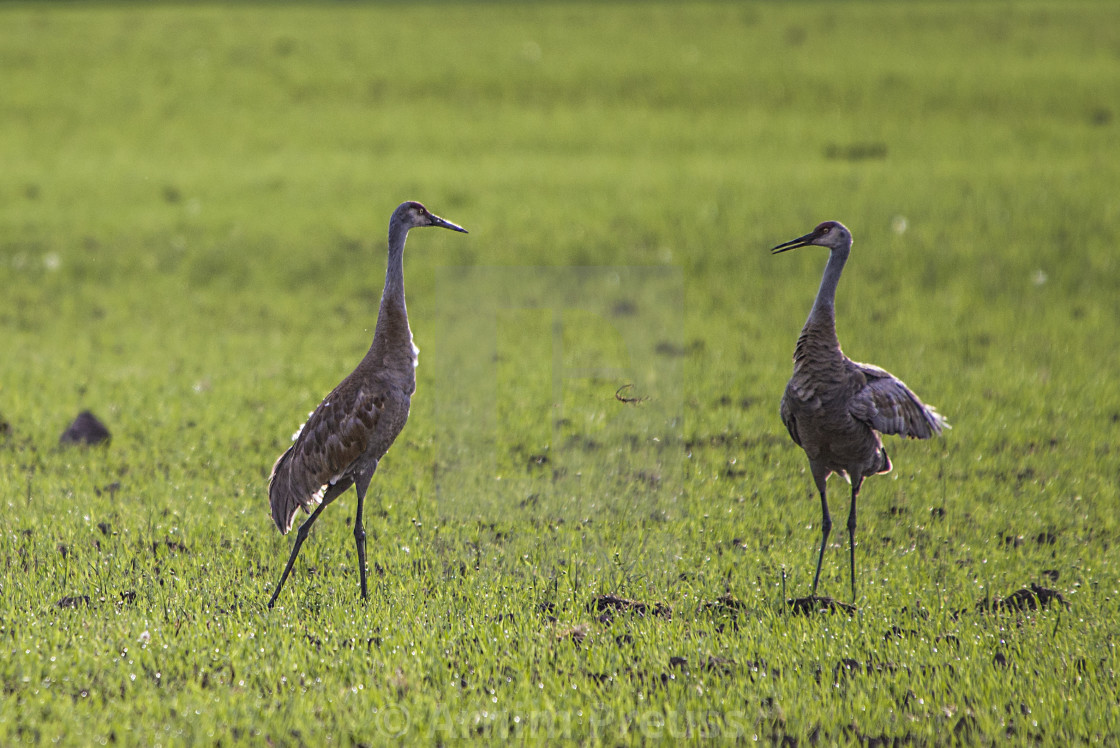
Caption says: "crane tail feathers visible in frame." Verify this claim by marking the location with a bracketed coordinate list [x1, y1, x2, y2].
[268, 448, 325, 535]
[928, 407, 950, 436]
[877, 446, 892, 475]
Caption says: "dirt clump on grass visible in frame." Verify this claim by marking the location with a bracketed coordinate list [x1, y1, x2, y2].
[59, 410, 111, 446]
[589, 593, 671, 621]
[56, 595, 91, 609]
[555, 624, 590, 645]
[979, 583, 1068, 613]
[701, 593, 753, 631]
[833, 657, 900, 683]
[788, 595, 856, 616]
[704, 593, 747, 613]
[883, 625, 919, 641]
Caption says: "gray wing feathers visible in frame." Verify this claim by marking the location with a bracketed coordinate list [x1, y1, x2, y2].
[851, 362, 948, 439]
[780, 369, 833, 448]
[779, 392, 801, 447]
[268, 389, 385, 534]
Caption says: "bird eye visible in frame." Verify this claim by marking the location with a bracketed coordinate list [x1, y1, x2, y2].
[820, 226, 830, 234]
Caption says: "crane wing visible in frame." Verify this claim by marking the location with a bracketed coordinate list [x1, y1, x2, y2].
[780, 371, 830, 448]
[849, 362, 948, 439]
[779, 390, 802, 447]
[268, 387, 385, 534]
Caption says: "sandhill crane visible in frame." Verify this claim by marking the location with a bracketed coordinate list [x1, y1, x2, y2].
[772, 221, 947, 601]
[266, 201, 467, 608]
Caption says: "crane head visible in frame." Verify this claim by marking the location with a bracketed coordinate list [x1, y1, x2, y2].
[395, 201, 469, 234]
[771, 221, 850, 254]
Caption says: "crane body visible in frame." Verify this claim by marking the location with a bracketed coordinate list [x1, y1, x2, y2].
[773, 221, 947, 600]
[267, 201, 467, 608]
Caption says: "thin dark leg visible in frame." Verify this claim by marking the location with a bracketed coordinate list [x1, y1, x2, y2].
[811, 481, 832, 596]
[268, 500, 330, 609]
[847, 477, 863, 601]
[352, 472, 373, 601]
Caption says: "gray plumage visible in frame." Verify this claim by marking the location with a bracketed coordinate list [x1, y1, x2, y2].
[267, 201, 467, 608]
[772, 221, 947, 600]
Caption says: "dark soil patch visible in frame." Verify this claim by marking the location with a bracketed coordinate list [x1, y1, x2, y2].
[703, 593, 750, 622]
[555, 625, 589, 645]
[980, 583, 1069, 613]
[654, 340, 703, 358]
[1000, 532, 1023, 548]
[95, 482, 121, 499]
[833, 658, 899, 683]
[824, 141, 888, 161]
[590, 593, 671, 620]
[152, 539, 190, 555]
[789, 595, 856, 616]
[56, 595, 90, 609]
[611, 299, 637, 317]
[59, 411, 111, 446]
[1035, 530, 1057, 545]
[715, 395, 757, 410]
[536, 601, 557, 624]
[653, 655, 736, 678]
[883, 625, 919, 641]
[702, 593, 752, 632]
[743, 658, 782, 680]
[703, 655, 735, 675]
[655, 341, 685, 357]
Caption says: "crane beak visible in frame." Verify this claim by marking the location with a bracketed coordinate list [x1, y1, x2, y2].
[771, 231, 816, 254]
[429, 214, 468, 234]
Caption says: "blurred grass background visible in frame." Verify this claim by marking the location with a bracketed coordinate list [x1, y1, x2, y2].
[1, 1, 1118, 743]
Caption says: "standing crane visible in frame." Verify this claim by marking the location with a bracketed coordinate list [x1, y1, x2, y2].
[267, 201, 467, 609]
[772, 221, 947, 601]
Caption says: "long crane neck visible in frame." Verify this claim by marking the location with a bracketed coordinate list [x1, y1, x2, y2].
[363, 221, 417, 377]
[811, 246, 848, 324]
[380, 221, 409, 318]
[795, 246, 849, 360]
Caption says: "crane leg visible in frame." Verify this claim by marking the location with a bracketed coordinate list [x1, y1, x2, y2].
[268, 499, 330, 609]
[847, 477, 863, 601]
[352, 472, 374, 601]
[810, 468, 831, 596]
[267, 478, 352, 609]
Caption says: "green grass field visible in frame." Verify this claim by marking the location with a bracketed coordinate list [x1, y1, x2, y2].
[2, 1, 1119, 743]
